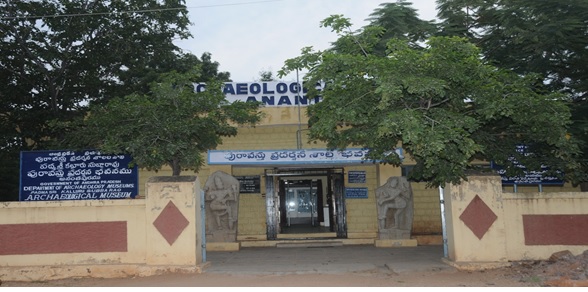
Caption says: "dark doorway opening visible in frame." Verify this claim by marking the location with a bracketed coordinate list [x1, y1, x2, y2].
[279, 178, 331, 234]
[265, 168, 346, 239]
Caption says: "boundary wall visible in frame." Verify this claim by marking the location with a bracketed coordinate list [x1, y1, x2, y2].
[2, 174, 587, 281]
[0, 176, 204, 282]
[444, 175, 588, 269]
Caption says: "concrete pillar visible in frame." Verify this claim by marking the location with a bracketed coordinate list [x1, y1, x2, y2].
[145, 176, 203, 266]
[444, 175, 508, 263]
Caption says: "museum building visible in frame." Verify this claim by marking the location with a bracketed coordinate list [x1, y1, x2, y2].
[138, 81, 578, 249]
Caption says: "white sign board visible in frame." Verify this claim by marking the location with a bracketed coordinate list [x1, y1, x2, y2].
[195, 81, 324, 107]
[208, 148, 403, 165]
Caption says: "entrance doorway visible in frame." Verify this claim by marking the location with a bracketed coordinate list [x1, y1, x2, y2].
[280, 179, 327, 233]
[265, 168, 347, 239]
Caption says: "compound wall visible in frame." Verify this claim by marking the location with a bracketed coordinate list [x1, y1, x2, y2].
[0, 176, 203, 282]
[444, 175, 588, 267]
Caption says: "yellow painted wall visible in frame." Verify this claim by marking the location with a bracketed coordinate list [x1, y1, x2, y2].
[501, 192, 588, 260]
[256, 106, 310, 126]
[216, 124, 328, 151]
[444, 175, 588, 263]
[410, 182, 443, 235]
[232, 167, 267, 237]
[0, 177, 204, 281]
[0, 200, 147, 266]
[344, 165, 378, 238]
[501, 183, 580, 193]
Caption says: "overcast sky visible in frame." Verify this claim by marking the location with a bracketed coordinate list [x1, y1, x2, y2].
[174, 0, 439, 82]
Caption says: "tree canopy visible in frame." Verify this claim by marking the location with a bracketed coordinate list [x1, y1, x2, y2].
[0, 0, 231, 199]
[280, 13, 580, 187]
[0, 0, 193, 148]
[436, 0, 588, 99]
[55, 69, 263, 176]
[435, 0, 588, 188]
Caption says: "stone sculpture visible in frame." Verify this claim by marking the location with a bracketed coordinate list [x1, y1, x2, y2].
[375, 176, 414, 239]
[203, 171, 240, 242]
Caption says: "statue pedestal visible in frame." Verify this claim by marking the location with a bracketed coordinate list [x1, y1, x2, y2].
[207, 229, 237, 242]
[378, 228, 411, 240]
[375, 239, 418, 247]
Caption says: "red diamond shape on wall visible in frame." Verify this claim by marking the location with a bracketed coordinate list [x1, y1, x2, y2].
[153, 201, 190, 245]
[459, 195, 497, 240]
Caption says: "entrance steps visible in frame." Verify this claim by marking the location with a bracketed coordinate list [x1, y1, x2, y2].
[208, 235, 442, 250]
[239, 238, 374, 248]
[276, 240, 343, 248]
[277, 232, 337, 240]
[238, 232, 374, 248]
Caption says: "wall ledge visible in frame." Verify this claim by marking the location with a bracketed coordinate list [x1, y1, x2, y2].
[502, 192, 588, 200]
[0, 263, 209, 282]
[440, 258, 511, 271]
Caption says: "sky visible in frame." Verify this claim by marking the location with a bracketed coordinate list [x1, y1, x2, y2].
[174, 0, 439, 82]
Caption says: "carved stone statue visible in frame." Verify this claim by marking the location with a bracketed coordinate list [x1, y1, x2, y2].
[203, 171, 240, 242]
[375, 176, 414, 239]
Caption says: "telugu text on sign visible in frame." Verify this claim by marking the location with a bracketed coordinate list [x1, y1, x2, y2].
[20, 150, 139, 201]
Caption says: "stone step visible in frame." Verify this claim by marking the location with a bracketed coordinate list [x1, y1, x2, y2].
[277, 232, 337, 240]
[276, 240, 344, 248]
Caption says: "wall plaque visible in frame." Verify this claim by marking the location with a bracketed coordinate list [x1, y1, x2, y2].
[348, 171, 366, 183]
[235, 175, 261, 193]
[345, 187, 368, 199]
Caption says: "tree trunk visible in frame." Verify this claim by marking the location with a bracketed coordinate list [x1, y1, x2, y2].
[171, 160, 181, 176]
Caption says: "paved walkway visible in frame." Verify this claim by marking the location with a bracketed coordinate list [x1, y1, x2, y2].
[7, 245, 505, 287]
[204, 245, 454, 275]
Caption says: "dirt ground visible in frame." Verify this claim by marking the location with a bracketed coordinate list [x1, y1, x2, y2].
[1, 250, 588, 287]
[0, 268, 537, 287]
[3, 249, 587, 287]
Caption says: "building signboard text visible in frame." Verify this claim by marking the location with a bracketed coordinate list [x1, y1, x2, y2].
[20, 150, 139, 201]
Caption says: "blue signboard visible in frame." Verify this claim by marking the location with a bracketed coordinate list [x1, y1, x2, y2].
[348, 171, 366, 184]
[345, 187, 368, 199]
[491, 145, 564, 185]
[491, 162, 564, 185]
[20, 150, 139, 201]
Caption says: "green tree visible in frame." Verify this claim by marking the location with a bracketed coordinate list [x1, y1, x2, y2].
[325, 1, 437, 58]
[116, 52, 233, 102]
[0, 0, 193, 148]
[0, 0, 197, 199]
[435, 0, 588, 188]
[569, 102, 588, 190]
[436, 0, 588, 98]
[56, 69, 262, 176]
[280, 16, 580, 187]
[435, 0, 484, 39]
[363, 1, 437, 53]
